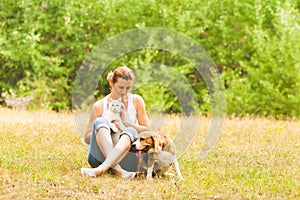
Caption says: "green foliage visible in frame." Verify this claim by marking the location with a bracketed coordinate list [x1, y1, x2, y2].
[99, 49, 201, 115]
[0, 0, 299, 118]
[222, 0, 300, 118]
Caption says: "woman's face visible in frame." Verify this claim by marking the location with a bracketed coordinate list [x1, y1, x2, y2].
[110, 78, 133, 98]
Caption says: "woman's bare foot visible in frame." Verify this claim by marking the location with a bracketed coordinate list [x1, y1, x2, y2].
[81, 168, 96, 177]
[81, 165, 136, 179]
[111, 168, 123, 176]
[81, 165, 109, 177]
[111, 168, 136, 179]
[121, 171, 136, 179]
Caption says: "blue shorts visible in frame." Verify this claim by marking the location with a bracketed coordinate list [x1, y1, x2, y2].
[92, 117, 138, 142]
[87, 117, 139, 172]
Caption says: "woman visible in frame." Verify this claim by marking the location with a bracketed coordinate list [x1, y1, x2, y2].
[81, 66, 150, 178]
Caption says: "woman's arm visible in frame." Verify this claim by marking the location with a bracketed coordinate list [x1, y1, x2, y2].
[123, 94, 150, 133]
[84, 100, 103, 144]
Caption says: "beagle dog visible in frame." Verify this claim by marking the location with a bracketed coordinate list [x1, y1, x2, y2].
[132, 131, 184, 180]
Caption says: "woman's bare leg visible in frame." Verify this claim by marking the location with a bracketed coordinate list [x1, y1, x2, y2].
[93, 134, 131, 176]
[95, 128, 131, 175]
[95, 127, 113, 155]
[81, 129, 133, 177]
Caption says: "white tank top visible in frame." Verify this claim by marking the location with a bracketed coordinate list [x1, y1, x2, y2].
[102, 93, 137, 124]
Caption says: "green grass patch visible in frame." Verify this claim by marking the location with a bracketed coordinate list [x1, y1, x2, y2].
[0, 108, 299, 199]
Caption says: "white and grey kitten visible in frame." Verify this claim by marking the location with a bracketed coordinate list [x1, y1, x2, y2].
[104, 99, 126, 132]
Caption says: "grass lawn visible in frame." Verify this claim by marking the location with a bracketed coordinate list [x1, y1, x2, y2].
[0, 107, 299, 199]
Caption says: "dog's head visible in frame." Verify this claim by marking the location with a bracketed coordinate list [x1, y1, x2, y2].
[132, 131, 163, 157]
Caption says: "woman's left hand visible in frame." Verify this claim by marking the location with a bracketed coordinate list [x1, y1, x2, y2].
[120, 106, 133, 127]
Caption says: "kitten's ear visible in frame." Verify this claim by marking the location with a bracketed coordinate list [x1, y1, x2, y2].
[106, 97, 112, 108]
[117, 97, 122, 102]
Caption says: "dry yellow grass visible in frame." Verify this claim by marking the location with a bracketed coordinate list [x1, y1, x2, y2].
[0, 107, 299, 199]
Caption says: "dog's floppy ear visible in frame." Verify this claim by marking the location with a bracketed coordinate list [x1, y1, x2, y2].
[152, 134, 163, 153]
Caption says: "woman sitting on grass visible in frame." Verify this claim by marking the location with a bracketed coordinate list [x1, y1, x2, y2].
[81, 66, 150, 179]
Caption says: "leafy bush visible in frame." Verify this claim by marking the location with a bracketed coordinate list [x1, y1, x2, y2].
[0, 0, 299, 118]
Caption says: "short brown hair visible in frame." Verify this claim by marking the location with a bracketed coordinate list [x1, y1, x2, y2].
[107, 66, 135, 84]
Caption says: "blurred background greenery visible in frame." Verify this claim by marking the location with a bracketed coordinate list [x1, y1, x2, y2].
[0, 0, 299, 118]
